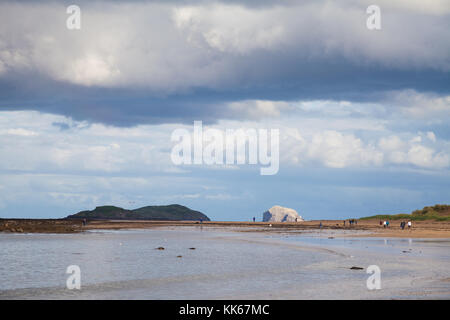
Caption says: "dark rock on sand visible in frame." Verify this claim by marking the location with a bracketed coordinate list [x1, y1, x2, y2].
[0, 219, 82, 233]
[350, 266, 364, 270]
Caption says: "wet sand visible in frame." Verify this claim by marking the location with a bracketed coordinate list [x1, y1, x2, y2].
[1, 227, 449, 299]
[1, 218, 450, 238]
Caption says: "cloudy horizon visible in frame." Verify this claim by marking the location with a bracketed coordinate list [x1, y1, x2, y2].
[0, 0, 449, 220]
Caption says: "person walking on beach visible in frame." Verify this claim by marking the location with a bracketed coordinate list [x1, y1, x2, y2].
[383, 220, 386, 228]
[408, 221, 412, 229]
[253, 217, 256, 222]
[386, 220, 390, 228]
[319, 222, 323, 229]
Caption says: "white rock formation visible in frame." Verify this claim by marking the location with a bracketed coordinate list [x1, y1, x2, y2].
[262, 205, 303, 222]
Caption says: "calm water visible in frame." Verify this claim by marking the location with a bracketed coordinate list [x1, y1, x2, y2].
[1, 227, 449, 299]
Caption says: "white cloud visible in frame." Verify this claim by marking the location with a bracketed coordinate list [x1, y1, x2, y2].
[377, 133, 449, 168]
[407, 145, 449, 168]
[427, 131, 437, 143]
[204, 193, 237, 200]
[283, 130, 384, 168]
[390, 90, 450, 119]
[4, 128, 38, 136]
[0, 107, 449, 180]
[68, 54, 121, 86]
[373, 0, 450, 15]
[410, 135, 422, 144]
[0, 111, 179, 173]
[173, 5, 287, 54]
[379, 135, 405, 151]
[228, 100, 293, 119]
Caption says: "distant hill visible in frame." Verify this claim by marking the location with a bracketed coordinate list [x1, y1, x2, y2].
[67, 204, 210, 221]
[360, 204, 450, 221]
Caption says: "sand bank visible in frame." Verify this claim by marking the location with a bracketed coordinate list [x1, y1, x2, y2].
[1, 218, 450, 238]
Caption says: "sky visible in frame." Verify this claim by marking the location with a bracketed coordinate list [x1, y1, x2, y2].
[0, 0, 449, 220]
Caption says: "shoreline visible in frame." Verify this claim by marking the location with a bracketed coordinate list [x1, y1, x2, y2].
[1, 218, 450, 238]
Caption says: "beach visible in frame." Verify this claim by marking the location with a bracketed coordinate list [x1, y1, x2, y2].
[1, 218, 450, 238]
[1, 226, 449, 299]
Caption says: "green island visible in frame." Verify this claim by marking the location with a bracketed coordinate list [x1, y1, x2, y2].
[67, 204, 210, 221]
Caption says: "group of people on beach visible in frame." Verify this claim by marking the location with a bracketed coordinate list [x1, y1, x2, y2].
[342, 219, 357, 227]
[380, 219, 411, 229]
[400, 220, 412, 230]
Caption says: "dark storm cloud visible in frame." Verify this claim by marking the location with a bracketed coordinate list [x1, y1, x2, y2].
[1, 55, 449, 126]
[0, 0, 449, 125]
